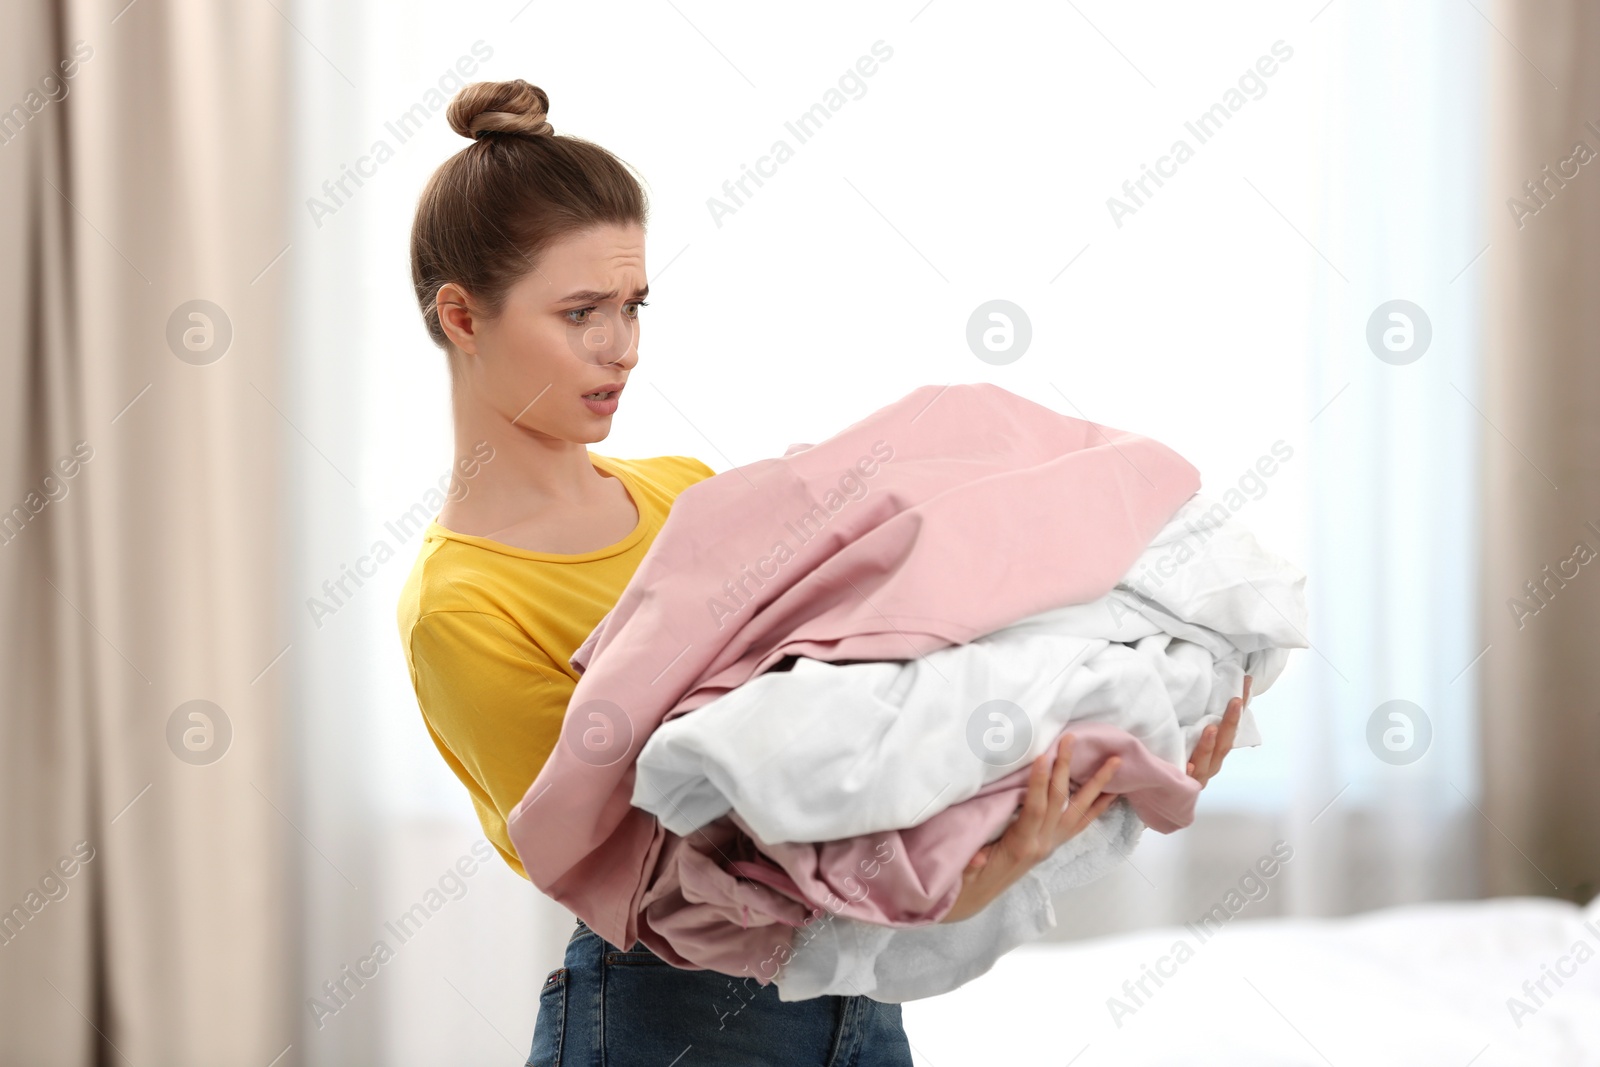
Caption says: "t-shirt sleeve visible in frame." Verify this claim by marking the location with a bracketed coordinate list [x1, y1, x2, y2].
[667, 455, 716, 487]
[406, 608, 576, 879]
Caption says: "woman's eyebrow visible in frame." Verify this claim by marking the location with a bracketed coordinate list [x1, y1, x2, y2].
[558, 285, 650, 303]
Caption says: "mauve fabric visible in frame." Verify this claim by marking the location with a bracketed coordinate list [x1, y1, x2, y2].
[506, 382, 1202, 970]
[629, 723, 1197, 979]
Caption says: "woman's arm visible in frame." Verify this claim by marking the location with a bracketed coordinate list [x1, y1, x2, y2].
[407, 608, 578, 878]
[939, 677, 1254, 924]
[938, 733, 1122, 924]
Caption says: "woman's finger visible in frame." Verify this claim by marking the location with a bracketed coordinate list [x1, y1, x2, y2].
[1058, 785, 1119, 843]
[1189, 725, 1217, 783]
[1011, 744, 1054, 841]
[1070, 752, 1121, 809]
[1047, 734, 1076, 810]
[1083, 790, 1118, 825]
[1037, 734, 1078, 841]
[1208, 697, 1242, 776]
[1072, 788, 1118, 830]
[1062, 754, 1120, 829]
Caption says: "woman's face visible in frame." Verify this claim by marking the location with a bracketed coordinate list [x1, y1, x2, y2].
[440, 221, 647, 443]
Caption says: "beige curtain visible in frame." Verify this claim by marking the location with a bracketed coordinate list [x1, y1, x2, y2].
[1480, 1, 1600, 902]
[0, 2, 293, 1064]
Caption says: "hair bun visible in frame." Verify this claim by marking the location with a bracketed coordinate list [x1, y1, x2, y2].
[448, 79, 554, 140]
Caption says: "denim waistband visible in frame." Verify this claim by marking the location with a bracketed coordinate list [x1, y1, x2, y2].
[534, 913, 912, 1064]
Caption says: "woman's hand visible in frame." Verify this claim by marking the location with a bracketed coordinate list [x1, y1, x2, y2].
[938, 733, 1122, 924]
[1186, 674, 1252, 788]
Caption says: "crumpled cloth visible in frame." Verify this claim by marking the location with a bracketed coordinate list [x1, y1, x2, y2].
[771, 797, 1148, 1002]
[627, 491, 1307, 1000]
[630, 492, 1306, 847]
[505, 382, 1201, 966]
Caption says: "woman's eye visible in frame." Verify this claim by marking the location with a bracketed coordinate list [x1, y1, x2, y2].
[625, 300, 649, 318]
[566, 307, 592, 325]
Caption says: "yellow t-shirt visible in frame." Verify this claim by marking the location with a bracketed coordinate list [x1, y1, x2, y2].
[396, 451, 717, 879]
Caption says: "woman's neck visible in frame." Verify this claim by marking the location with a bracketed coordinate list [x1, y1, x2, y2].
[437, 386, 612, 537]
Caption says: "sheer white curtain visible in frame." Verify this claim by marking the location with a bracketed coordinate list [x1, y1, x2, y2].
[1288, 0, 1485, 915]
[1063, 0, 1487, 933]
[286, 1, 1482, 1061]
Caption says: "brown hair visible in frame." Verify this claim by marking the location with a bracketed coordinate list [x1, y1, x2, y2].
[409, 79, 649, 350]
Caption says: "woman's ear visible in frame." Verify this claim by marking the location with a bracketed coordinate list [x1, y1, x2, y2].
[437, 282, 479, 356]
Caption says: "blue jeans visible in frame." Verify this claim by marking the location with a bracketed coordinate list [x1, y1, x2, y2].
[526, 917, 913, 1066]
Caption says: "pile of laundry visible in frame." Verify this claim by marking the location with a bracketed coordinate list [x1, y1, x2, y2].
[506, 382, 1307, 1003]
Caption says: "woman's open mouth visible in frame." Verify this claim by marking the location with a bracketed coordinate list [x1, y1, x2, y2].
[582, 385, 623, 414]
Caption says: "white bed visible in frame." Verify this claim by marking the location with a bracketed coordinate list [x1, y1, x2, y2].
[902, 894, 1600, 1065]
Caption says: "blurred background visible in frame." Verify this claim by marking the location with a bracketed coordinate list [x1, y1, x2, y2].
[3, 0, 1597, 1064]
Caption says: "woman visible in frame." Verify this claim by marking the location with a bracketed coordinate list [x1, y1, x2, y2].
[396, 79, 1248, 1066]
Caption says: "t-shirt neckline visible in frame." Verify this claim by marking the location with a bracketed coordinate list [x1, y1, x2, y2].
[425, 452, 647, 563]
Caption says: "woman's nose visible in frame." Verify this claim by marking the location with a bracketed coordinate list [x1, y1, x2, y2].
[572, 310, 639, 368]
